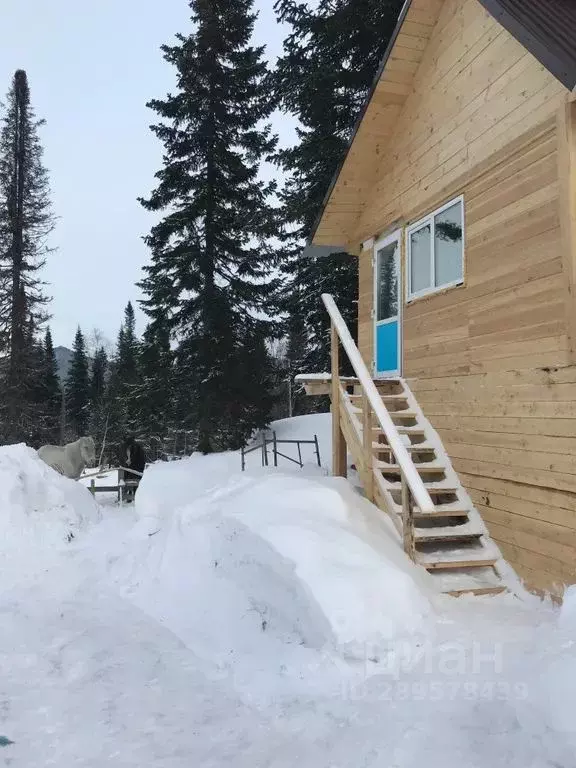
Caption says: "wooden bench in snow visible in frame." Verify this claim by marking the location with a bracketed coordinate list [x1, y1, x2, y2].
[295, 373, 357, 396]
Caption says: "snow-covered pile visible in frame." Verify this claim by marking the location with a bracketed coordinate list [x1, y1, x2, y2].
[111, 456, 433, 677]
[0, 443, 99, 589]
[514, 585, 576, 756]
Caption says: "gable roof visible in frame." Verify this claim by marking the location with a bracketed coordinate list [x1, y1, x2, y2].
[310, 0, 574, 248]
[477, 0, 576, 92]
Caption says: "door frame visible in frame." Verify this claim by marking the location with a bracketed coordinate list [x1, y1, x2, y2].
[373, 228, 403, 379]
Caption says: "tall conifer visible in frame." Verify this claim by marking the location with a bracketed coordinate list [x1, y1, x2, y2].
[65, 327, 90, 438]
[140, 0, 279, 452]
[88, 346, 109, 458]
[39, 327, 62, 444]
[0, 70, 54, 440]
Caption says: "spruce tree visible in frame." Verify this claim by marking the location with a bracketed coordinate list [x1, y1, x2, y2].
[116, 302, 139, 387]
[39, 328, 62, 445]
[274, 0, 402, 400]
[135, 322, 174, 458]
[65, 327, 90, 438]
[104, 304, 142, 460]
[90, 346, 108, 404]
[115, 302, 140, 435]
[88, 346, 109, 459]
[140, 0, 279, 453]
[0, 70, 54, 441]
[18, 318, 46, 446]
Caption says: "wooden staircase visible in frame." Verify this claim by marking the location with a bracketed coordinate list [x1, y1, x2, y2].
[296, 294, 507, 598]
[340, 376, 505, 596]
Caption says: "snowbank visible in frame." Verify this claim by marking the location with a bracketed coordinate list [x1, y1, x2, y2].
[0, 443, 99, 589]
[512, 587, 576, 762]
[230, 474, 434, 649]
[112, 456, 433, 677]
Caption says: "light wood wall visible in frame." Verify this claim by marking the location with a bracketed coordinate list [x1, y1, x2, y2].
[354, 0, 567, 244]
[351, 0, 575, 595]
[403, 124, 567, 379]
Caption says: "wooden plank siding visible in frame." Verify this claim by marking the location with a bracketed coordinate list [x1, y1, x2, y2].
[352, 0, 567, 246]
[316, 0, 576, 594]
[394, 123, 575, 593]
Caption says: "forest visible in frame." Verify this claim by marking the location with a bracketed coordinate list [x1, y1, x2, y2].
[0, 0, 403, 458]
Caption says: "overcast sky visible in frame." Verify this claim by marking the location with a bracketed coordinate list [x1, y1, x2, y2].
[0, 0, 295, 348]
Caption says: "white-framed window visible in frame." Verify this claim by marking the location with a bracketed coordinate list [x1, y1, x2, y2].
[406, 196, 464, 301]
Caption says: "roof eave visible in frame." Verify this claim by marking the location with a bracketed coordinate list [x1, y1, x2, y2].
[308, 0, 413, 247]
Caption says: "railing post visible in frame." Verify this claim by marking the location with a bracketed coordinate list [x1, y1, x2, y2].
[401, 473, 415, 561]
[362, 393, 374, 502]
[331, 322, 347, 478]
[313, 434, 321, 467]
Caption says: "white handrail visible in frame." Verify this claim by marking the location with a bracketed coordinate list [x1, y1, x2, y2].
[322, 293, 435, 514]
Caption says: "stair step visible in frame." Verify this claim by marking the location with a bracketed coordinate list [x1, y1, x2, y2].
[348, 394, 408, 403]
[417, 541, 498, 570]
[383, 485, 460, 500]
[419, 483, 458, 494]
[413, 503, 470, 518]
[373, 442, 435, 453]
[353, 407, 417, 419]
[429, 567, 505, 596]
[376, 461, 446, 474]
[383, 482, 459, 495]
[415, 521, 483, 543]
[421, 556, 499, 570]
[372, 426, 425, 436]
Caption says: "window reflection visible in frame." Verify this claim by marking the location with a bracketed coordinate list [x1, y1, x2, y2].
[377, 243, 398, 321]
[410, 224, 431, 294]
[434, 202, 463, 286]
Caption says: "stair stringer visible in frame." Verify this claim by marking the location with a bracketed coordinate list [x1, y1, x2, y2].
[339, 392, 404, 537]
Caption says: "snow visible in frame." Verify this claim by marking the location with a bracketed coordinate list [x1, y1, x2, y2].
[294, 371, 331, 380]
[121, 465, 433, 670]
[294, 373, 357, 381]
[0, 444, 100, 591]
[0, 422, 575, 766]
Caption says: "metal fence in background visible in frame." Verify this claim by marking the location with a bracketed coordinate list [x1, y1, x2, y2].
[241, 430, 321, 471]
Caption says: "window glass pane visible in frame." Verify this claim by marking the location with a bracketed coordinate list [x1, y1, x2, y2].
[410, 224, 431, 294]
[377, 242, 398, 321]
[434, 202, 463, 287]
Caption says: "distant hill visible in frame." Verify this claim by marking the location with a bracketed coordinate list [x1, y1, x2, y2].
[54, 346, 73, 383]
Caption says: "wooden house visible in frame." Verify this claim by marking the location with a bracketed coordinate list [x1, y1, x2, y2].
[301, 0, 576, 597]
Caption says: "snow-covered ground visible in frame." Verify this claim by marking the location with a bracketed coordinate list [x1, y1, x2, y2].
[0, 415, 575, 766]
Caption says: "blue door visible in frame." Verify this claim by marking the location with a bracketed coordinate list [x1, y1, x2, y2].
[374, 233, 401, 377]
